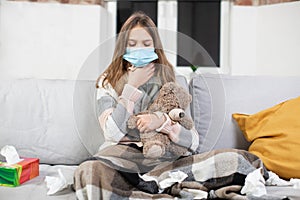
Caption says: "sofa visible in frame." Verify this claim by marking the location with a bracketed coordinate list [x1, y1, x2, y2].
[1, 73, 300, 199]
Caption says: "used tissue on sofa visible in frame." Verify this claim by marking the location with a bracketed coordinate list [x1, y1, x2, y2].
[0, 145, 39, 187]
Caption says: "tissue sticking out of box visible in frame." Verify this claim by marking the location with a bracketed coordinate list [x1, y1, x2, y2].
[0, 145, 24, 165]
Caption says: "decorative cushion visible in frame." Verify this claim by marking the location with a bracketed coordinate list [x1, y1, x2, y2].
[233, 96, 300, 179]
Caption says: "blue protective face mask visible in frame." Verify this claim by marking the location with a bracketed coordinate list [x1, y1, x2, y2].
[123, 47, 158, 67]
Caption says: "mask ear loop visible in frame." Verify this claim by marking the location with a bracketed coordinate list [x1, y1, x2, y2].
[128, 64, 136, 72]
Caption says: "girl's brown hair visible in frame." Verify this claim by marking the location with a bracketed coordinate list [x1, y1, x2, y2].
[96, 11, 175, 92]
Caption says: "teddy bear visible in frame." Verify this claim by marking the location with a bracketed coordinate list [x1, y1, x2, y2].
[127, 82, 194, 159]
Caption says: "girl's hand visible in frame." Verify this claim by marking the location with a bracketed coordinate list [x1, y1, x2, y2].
[127, 63, 155, 88]
[136, 113, 165, 133]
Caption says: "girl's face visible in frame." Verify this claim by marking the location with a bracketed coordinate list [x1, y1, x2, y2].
[127, 25, 154, 48]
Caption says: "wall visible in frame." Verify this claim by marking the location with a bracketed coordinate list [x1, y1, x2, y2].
[229, 5, 258, 75]
[256, 2, 300, 75]
[229, 1, 300, 76]
[234, 0, 298, 6]
[0, 0, 113, 80]
[1, 1, 299, 79]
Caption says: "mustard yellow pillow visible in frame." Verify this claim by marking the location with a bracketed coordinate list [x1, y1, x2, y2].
[233, 96, 300, 179]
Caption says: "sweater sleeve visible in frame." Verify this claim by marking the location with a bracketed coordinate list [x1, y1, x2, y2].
[97, 84, 142, 143]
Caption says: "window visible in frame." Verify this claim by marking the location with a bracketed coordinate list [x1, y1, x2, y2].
[177, 0, 220, 67]
[117, 1, 157, 33]
[116, 0, 221, 67]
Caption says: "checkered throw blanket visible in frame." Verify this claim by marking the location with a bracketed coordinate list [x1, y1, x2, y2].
[74, 145, 268, 199]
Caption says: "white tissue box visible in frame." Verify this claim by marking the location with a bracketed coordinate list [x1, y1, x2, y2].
[0, 158, 39, 187]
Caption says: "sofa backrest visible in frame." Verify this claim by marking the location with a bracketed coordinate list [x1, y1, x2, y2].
[0, 79, 102, 165]
[0, 75, 189, 165]
[190, 74, 300, 153]
[4, 74, 298, 164]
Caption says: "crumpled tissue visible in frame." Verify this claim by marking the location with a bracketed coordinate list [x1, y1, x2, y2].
[140, 170, 207, 199]
[0, 145, 23, 165]
[140, 170, 188, 190]
[266, 171, 290, 186]
[242, 168, 300, 198]
[290, 178, 300, 189]
[159, 170, 188, 189]
[266, 171, 300, 189]
[45, 169, 68, 195]
[241, 168, 267, 197]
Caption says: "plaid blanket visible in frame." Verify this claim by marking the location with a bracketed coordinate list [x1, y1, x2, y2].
[73, 145, 268, 199]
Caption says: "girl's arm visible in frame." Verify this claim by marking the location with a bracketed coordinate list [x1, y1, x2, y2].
[97, 64, 155, 144]
[136, 112, 199, 154]
[97, 84, 142, 143]
[156, 114, 199, 154]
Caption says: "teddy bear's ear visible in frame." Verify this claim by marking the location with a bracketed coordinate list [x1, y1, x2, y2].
[167, 82, 177, 90]
[177, 90, 192, 109]
[159, 84, 168, 95]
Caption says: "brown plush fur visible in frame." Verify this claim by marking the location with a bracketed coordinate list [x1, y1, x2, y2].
[127, 82, 194, 159]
